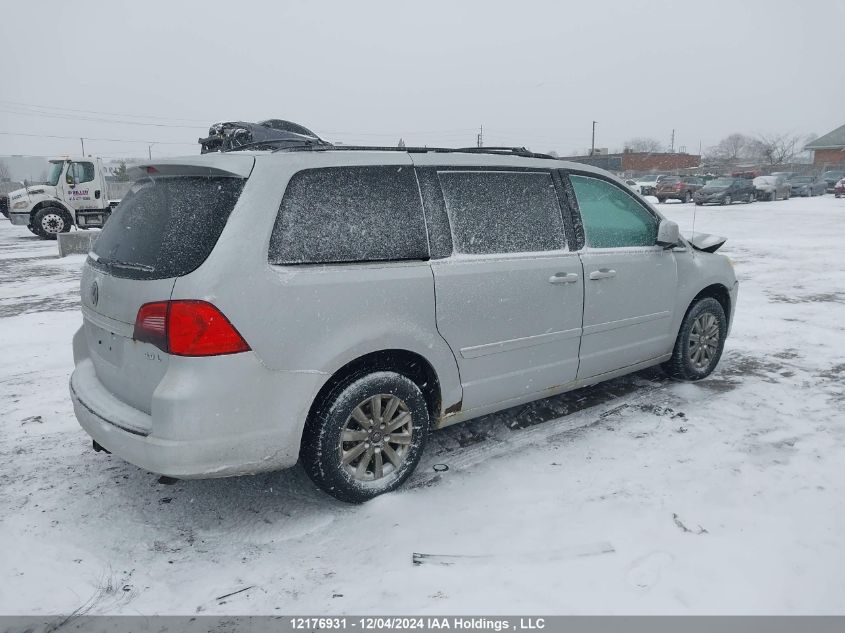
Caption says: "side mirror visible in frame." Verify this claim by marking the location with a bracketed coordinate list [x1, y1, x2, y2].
[656, 219, 680, 248]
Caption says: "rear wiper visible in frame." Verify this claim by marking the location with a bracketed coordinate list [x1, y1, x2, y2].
[94, 256, 155, 272]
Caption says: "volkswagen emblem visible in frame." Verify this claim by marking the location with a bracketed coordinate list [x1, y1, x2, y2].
[90, 281, 99, 307]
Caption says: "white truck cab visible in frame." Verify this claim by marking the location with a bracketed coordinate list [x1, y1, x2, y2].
[7, 157, 117, 239]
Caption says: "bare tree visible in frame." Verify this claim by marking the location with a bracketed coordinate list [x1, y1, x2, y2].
[624, 137, 664, 153]
[0, 160, 10, 182]
[754, 133, 802, 165]
[704, 133, 757, 164]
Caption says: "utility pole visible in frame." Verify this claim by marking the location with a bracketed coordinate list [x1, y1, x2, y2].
[148, 143, 156, 160]
[591, 121, 597, 156]
[80, 138, 85, 155]
[670, 129, 675, 153]
[476, 125, 483, 148]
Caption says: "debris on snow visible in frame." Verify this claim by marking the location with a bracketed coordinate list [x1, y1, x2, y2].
[672, 513, 708, 535]
[413, 542, 615, 566]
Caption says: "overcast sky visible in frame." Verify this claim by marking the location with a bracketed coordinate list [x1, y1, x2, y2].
[1, 0, 842, 160]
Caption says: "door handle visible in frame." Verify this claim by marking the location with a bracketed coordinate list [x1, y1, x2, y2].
[548, 272, 579, 285]
[589, 269, 617, 280]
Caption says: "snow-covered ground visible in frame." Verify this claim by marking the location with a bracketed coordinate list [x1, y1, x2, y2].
[1, 195, 844, 616]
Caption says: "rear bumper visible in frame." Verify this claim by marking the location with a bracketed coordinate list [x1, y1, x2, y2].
[70, 338, 325, 479]
[656, 191, 690, 200]
[8, 211, 30, 226]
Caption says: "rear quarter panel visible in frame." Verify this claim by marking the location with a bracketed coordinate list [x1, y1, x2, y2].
[169, 153, 463, 416]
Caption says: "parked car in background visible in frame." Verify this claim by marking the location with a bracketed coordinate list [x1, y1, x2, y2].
[633, 174, 668, 196]
[694, 177, 756, 205]
[820, 170, 845, 193]
[753, 175, 790, 201]
[835, 178, 845, 198]
[656, 176, 705, 203]
[69, 141, 738, 502]
[787, 175, 826, 197]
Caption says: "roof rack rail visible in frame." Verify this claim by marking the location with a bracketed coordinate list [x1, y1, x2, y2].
[273, 144, 557, 160]
[453, 146, 556, 159]
[198, 120, 557, 160]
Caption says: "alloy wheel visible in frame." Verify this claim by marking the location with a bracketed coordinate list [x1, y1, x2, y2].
[688, 313, 720, 370]
[340, 394, 413, 482]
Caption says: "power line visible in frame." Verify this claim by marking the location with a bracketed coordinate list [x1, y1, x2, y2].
[0, 106, 207, 129]
[0, 99, 210, 123]
[0, 130, 195, 145]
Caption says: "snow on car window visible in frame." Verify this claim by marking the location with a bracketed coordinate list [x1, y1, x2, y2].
[92, 176, 243, 280]
[270, 165, 429, 265]
[438, 170, 564, 255]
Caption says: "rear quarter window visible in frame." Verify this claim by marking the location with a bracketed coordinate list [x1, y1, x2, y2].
[91, 176, 244, 280]
[269, 165, 429, 265]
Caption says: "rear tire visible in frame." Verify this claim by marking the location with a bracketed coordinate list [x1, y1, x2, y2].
[300, 371, 430, 503]
[657, 197, 665, 203]
[33, 206, 71, 240]
[662, 297, 727, 381]
[683, 191, 692, 203]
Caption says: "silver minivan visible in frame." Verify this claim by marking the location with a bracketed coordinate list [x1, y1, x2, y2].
[71, 147, 738, 502]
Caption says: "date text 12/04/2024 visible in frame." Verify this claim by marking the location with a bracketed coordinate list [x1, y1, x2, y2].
[289, 617, 546, 630]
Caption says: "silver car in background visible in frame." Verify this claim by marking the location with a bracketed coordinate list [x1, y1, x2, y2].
[71, 148, 739, 502]
[753, 175, 791, 201]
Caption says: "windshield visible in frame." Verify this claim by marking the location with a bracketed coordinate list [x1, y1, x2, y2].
[706, 178, 733, 187]
[638, 175, 658, 182]
[790, 177, 812, 183]
[91, 176, 244, 280]
[754, 177, 776, 185]
[46, 161, 64, 186]
[822, 171, 845, 179]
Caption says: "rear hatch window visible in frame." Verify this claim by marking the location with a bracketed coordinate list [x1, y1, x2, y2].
[90, 176, 244, 280]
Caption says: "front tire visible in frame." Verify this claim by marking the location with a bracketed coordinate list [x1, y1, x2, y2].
[33, 207, 71, 240]
[683, 191, 692, 203]
[300, 371, 430, 503]
[662, 297, 727, 381]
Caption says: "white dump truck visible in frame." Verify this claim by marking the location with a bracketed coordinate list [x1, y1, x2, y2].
[6, 157, 119, 239]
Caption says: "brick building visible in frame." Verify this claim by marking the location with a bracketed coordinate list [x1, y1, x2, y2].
[560, 151, 700, 173]
[805, 124, 845, 168]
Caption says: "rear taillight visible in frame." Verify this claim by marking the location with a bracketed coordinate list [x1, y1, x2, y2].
[133, 300, 250, 357]
[134, 302, 169, 351]
[675, 182, 683, 189]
